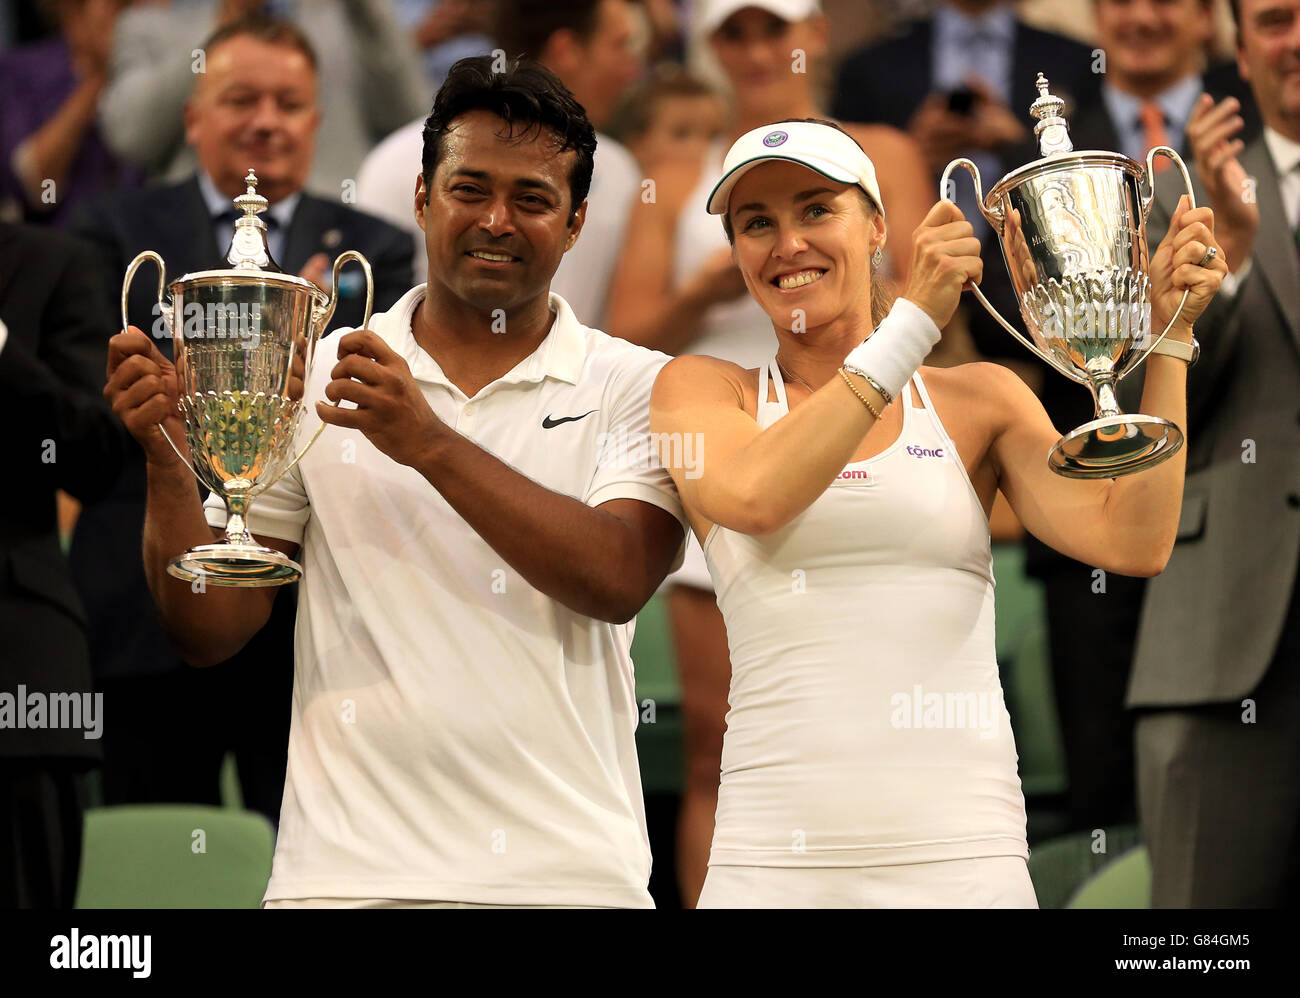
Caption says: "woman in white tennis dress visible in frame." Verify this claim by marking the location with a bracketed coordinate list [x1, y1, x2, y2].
[649, 119, 1226, 907]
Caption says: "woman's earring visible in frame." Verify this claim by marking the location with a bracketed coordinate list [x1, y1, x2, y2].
[871, 246, 884, 269]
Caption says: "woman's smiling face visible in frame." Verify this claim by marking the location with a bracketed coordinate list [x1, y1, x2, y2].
[727, 159, 884, 333]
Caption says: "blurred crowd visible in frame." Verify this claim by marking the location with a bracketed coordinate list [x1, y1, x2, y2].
[3, 0, 1299, 910]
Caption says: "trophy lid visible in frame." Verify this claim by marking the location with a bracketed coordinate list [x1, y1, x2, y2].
[1030, 73, 1073, 158]
[984, 73, 1141, 204]
[165, 168, 326, 303]
[225, 169, 284, 273]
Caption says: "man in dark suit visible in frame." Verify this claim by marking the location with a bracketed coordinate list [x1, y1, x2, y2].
[65, 14, 413, 824]
[992, 0, 1255, 837]
[1128, 0, 1300, 907]
[831, 0, 1099, 403]
[831, 0, 1098, 219]
[0, 223, 129, 907]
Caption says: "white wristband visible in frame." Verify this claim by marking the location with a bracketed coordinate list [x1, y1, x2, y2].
[842, 297, 942, 400]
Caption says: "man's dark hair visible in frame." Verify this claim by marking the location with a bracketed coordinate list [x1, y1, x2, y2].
[199, 13, 318, 72]
[421, 55, 598, 225]
[492, 0, 605, 63]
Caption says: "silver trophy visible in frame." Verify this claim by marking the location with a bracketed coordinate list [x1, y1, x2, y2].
[122, 170, 373, 585]
[941, 73, 1195, 478]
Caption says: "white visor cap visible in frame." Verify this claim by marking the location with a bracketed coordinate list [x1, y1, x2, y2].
[696, 0, 821, 37]
[706, 120, 884, 221]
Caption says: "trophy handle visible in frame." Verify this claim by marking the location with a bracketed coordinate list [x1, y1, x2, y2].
[122, 250, 200, 478]
[939, 161, 1088, 385]
[940, 158, 1005, 232]
[271, 250, 376, 486]
[1127, 145, 1196, 375]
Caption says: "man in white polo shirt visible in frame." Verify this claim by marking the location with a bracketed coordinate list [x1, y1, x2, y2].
[102, 57, 687, 908]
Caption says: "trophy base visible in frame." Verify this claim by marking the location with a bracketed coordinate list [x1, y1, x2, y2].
[1049, 414, 1184, 479]
[167, 543, 302, 588]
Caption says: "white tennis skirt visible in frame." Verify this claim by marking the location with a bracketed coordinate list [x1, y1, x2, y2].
[697, 855, 1039, 908]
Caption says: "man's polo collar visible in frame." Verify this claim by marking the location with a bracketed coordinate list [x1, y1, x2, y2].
[379, 286, 589, 395]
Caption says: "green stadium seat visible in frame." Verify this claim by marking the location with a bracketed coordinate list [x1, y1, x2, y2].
[75, 805, 273, 909]
[992, 543, 1045, 665]
[631, 593, 684, 796]
[1067, 844, 1151, 908]
[220, 752, 243, 809]
[1008, 623, 1068, 799]
[991, 544, 1069, 809]
[1028, 825, 1143, 908]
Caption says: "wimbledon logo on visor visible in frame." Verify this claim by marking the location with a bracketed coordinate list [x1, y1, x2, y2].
[762, 130, 788, 147]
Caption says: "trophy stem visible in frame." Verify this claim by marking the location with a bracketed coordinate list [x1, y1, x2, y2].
[224, 491, 253, 545]
[166, 487, 303, 587]
[1094, 378, 1121, 420]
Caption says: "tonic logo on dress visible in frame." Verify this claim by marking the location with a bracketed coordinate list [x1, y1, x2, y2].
[905, 445, 945, 459]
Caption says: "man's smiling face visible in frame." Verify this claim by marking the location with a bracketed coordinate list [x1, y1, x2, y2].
[416, 109, 586, 313]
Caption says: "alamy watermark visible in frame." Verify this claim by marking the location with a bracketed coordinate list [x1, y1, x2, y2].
[50, 930, 150, 978]
[0, 686, 103, 740]
[596, 428, 704, 480]
[151, 301, 262, 350]
[889, 684, 1000, 740]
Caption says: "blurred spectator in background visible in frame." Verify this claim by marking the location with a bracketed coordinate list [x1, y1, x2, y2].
[1129, 0, 1300, 907]
[0, 0, 144, 228]
[832, 0, 1096, 374]
[1, 221, 129, 907]
[603, 0, 932, 908]
[98, 0, 430, 199]
[64, 14, 413, 826]
[356, 0, 644, 326]
[1007, 0, 1253, 837]
[833, 0, 1097, 227]
[391, 0, 495, 88]
[639, 0, 690, 62]
[0, 2, 54, 49]
[607, 65, 727, 173]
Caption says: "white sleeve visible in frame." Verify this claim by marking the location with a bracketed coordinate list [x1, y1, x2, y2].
[203, 453, 311, 545]
[584, 350, 689, 560]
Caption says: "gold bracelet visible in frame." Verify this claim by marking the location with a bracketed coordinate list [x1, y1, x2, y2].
[838, 367, 883, 420]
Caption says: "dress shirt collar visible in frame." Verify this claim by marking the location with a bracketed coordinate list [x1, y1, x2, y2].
[1263, 126, 1300, 180]
[196, 169, 300, 230]
[934, 2, 1016, 46]
[1102, 73, 1204, 142]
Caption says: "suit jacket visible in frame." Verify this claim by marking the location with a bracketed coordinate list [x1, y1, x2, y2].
[64, 175, 413, 680]
[831, 16, 1098, 135]
[70, 175, 414, 340]
[832, 14, 1100, 431]
[0, 223, 128, 757]
[1128, 137, 1300, 707]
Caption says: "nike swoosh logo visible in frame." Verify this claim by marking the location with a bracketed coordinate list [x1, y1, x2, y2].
[542, 409, 599, 429]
